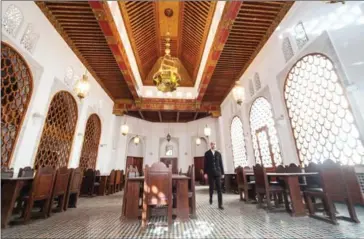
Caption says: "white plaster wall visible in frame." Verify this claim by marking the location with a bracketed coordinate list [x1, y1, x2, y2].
[2, 2, 117, 175]
[219, 1, 364, 168]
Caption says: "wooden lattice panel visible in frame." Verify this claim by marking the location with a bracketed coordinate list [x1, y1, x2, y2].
[203, 1, 293, 102]
[33, 91, 78, 169]
[79, 114, 102, 170]
[1, 42, 33, 167]
[179, 1, 216, 80]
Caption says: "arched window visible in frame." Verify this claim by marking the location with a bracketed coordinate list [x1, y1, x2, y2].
[230, 116, 247, 167]
[79, 114, 102, 170]
[2, 5, 23, 37]
[250, 97, 282, 167]
[254, 73, 261, 91]
[285, 54, 364, 165]
[34, 91, 78, 169]
[1, 42, 33, 167]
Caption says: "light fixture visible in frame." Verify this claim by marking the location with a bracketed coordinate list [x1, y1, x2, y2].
[152, 15, 181, 93]
[120, 115, 129, 136]
[232, 81, 245, 105]
[74, 69, 90, 99]
[196, 137, 201, 146]
[133, 135, 140, 145]
[204, 125, 211, 137]
[166, 123, 171, 142]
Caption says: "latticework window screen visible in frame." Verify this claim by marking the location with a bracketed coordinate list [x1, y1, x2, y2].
[285, 54, 364, 166]
[1, 42, 33, 167]
[33, 91, 78, 169]
[79, 114, 101, 170]
[250, 97, 282, 167]
[230, 116, 247, 168]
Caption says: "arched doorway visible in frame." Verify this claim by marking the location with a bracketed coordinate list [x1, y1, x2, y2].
[249, 97, 282, 167]
[1, 42, 33, 167]
[33, 91, 78, 169]
[230, 116, 247, 168]
[284, 53, 364, 165]
[78, 114, 101, 170]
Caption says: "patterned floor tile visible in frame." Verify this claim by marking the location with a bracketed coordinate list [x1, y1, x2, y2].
[2, 186, 364, 238]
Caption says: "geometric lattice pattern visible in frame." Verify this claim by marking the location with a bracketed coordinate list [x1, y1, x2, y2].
[282, 37, 294, 62]
[2, 188, 364, 238]
[33, 91, 78, 169]
[20, 24, 39, 53]
[250, 97, 282, 167]
[285, 54, 364, 166]
[254, 73, 261, 92]
[1, 42, 33, 167]
[358, 173, 364, 194]
[230, 116, 247, 168]
[79, 114, 101, 170]
[294, 21, 309, 50]
[2, 5, 23, 37]
[248, 79, 254, 97]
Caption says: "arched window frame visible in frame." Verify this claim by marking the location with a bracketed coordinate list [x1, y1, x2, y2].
[1, 41, 33, 167]
[283, 53, 364, 166]
[230, 116, 248, 168]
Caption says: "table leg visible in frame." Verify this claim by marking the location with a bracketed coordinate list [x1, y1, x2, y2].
[125, 181, 140, 219]
[1, 180, 24, 228]
[286, 176, 306, 217]
[176, 180, 189, 221]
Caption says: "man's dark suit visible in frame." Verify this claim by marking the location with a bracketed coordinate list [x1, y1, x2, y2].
[204, 149, 224, 207]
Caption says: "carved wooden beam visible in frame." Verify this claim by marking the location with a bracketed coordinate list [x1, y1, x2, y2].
[89, 1, 139, 100]
[113, 98, 221, 116]
[196, 1, 242, 102]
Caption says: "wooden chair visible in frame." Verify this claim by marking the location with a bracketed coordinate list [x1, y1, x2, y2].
[115, 170, 121, 192]
[236, 166, 255, 202]
[18, 167, 34, 178]
[22, 166, 56, 223]
[64, 167, 83, 211]
[303, 159, 359, 224]
[142, 162, 173, 229]
[1, 167, 14, 179]
[253, 164, 289, 211]
[187, 164, 196, 218]
[342, 165, 364, 205]
[107, 170, 116, 195]
[80, 169, 98, 197]
[48, 167, 70, 216]
[120, 170, 125, 190]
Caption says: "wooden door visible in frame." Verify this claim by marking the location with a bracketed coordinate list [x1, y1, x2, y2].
[255, 126, 275, 167]
[194, 157, 204, 182]
[160, 158, 178, 174]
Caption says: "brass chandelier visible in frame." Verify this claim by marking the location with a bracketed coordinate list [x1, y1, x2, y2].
[153, 32, 181, 92]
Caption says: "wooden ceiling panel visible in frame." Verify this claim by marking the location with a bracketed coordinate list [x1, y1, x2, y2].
[118, 1, 159, 81]
[36, 1, 132, 100]
[202, 1, 293, 102]
[126, 110, 211, 123]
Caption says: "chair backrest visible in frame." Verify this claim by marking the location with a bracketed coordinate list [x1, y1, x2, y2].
[120, 170, 125, 184]
[319, 159, 348, 201]
[52, 166, 71, 196]
[31, 166, 56, 200]
[235, 166, 245, 187]
[286, 163, 301, 173]
[81, 168, 96, 194]
[187, 165, 192, 176]
[305, 162, 321, 187]
[1, 167, 14, 178]
[109, 170, 116, 185]
[342, 165, 364, 205]
[275, 165, 286, 173]
[253, 164, 269, 192]
[188, 164, 195, 191]
[18, 166, 34, 178]
[68, 167, 83, 193]
[95, 170, 100, 176]
[115, 170, 121, 185]
[179, 168, 182, 175]
[144, 162, 172, 205]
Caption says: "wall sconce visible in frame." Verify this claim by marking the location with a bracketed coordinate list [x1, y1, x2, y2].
[232, 81, 245, 105]
[120, 115, 129, 136]
[74, 69, 90, 99]
[196, 137, 201, 146]
[133, 135, 140, 145]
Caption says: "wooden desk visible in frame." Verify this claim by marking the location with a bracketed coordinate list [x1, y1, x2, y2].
[122, 175, 190, 221]
[1, 177, 33, 228]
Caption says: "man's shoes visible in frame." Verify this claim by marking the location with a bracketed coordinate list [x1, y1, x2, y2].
[209, 198, 212, 205]
[218, 205, 224, 210]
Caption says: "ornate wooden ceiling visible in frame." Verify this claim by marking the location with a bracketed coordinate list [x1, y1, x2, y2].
[119, 1, 216, 86]
[37, 1, 293, 122]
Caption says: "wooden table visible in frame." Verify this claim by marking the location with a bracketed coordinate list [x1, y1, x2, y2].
[1, 177, 33, 228]
[121, 175, 190, 221]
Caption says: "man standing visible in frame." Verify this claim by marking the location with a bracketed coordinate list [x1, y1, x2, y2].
[204, 141, 224, 210]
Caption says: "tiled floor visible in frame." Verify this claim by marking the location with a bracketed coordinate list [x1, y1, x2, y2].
[2, 186, 364, 238]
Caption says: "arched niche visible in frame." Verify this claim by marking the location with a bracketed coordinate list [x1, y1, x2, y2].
[159, 137, 179, 158]
[127, 135, 145, 158]
[192, 137, 208, 157]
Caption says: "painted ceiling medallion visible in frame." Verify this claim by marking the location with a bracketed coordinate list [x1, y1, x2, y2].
[164, 8, 173, 17]
[152, 31, 181, 92]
